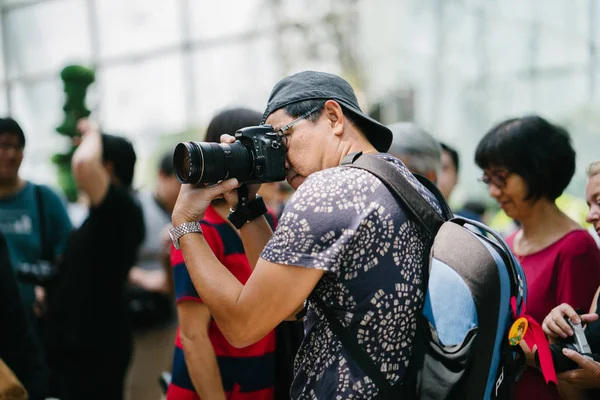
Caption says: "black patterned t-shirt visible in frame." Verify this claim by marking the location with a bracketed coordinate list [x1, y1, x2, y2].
[261, 154, 441, 400]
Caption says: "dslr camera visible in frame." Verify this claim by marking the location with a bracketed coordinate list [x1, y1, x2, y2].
[173, 125, 286, 185]
[536, 317, 599, 373]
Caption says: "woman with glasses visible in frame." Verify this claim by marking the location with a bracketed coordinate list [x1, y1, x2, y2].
[475, 115, 600, 400]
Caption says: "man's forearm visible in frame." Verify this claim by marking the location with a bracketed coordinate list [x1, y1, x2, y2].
[181, 333, 227, 400]
[239, 215, 273, 269]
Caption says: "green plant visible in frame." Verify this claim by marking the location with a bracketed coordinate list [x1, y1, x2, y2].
[52, 65, 95, 202]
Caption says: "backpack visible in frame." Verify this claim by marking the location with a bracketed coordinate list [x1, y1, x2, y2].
[318, 152, 529, 399]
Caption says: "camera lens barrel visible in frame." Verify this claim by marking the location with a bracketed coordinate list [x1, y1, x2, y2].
[173, 141, 253, 185]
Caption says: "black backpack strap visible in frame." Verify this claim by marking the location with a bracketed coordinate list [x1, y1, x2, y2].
[327, 152, 450, 397]
[314, 296, 404, 398]
[344, 153, 446, 240]
[34, 184, 52, 262]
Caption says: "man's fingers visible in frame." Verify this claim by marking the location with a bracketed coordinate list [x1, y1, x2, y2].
[554, 314, 574, 336]
[77, 118, 100, 136]
[581, 313, 599, 324]
[558, 303, 581, 324]
[545, 317, 569, 338]
[220, 134, 236, 144]
[563, 348, 593, 368]
[202, 179, 240, 199]
[77, 118, 89, 132]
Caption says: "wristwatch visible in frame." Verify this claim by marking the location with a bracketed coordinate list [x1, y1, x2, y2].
[169, 221, 203, 250]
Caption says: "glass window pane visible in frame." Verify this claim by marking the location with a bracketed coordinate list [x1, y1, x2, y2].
[98, 53, 187, 139]
[0, 16, 5, 82]
[96, 0, 180, 58]
[4, 0, 91, 80]
[192, 37, 279, 128]
[0, 86, 8, 114]
[9, 78, 70, 187]
[189, 0, 269, 40]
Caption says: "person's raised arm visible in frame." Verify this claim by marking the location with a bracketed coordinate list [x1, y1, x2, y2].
[71, 119, 110, 206]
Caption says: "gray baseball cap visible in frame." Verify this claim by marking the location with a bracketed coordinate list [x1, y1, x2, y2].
[261, 71, 392, 152]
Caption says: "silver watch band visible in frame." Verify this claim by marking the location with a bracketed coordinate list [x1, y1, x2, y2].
[169, 221, 203, 249]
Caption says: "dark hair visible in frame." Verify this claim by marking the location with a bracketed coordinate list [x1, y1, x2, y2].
[475, 115, 575, 201]
[159, 150, 174, 176]
[0, 117, 25, 148]
[101, 133, 137, 189]
[283, 99, 365, 134]
[204, 108, 262, 143]
[440, 142, 459, 173]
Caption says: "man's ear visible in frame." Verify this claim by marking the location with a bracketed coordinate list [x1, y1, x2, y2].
[323, 100, 345, 136]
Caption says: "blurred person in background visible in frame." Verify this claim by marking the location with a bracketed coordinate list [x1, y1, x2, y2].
[126, 151, 180, 400]
[386, 121, 442, 183]
[438, 142, 459, 200]
[456, 199, 488, 224]
[0, 231, 49, 400]
[0, 117, 72, 329]
[43, 120, 145, 400]
[167, 108, 279, 400]
[475, 115, 600, 400]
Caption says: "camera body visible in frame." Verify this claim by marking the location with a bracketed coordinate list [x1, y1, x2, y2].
[173, 125, 286, 185]
[538, 318, 596, 373]
[234, 125, 286, 184]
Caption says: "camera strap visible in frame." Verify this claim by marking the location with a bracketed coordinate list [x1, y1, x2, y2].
[237, 184, 250, 208]
[35, 184, 53, 262]
[228, 185, 268, 229]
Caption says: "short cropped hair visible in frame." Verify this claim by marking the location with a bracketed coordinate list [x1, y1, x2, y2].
[475, 115, 575, 201]
[0, 117, 25, 148]
[205, 108, 262, 143]
[387, 122, 442, 177]
[440, 142, 459, 173]
[587, 161, 600, 178]
[101, 133, 136, 189]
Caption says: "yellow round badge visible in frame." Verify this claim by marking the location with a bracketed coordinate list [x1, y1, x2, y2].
[508, 317, 528, 346]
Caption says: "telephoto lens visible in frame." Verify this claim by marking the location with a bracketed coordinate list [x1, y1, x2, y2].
[173, 141, 253, 185]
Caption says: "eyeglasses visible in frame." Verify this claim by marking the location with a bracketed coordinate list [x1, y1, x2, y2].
[480, 170, 511, 188]
[276, 106, 321, 148]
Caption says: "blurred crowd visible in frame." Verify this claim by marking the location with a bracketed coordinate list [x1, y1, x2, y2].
[1, 69, 600, 400]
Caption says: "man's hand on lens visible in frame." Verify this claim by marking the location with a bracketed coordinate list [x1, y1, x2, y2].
[172, 178, 240, 226]
[220, 134, 262, 209]
[542, 303, 598, 339]
[558, 348, 600, 389]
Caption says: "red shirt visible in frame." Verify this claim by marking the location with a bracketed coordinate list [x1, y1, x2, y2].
[167, 206, 276, 400]
[508, 229, 600, 400]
